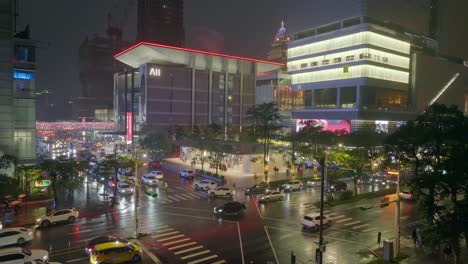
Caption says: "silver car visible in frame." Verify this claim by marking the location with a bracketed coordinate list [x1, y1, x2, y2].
[258, 191, 285, 203]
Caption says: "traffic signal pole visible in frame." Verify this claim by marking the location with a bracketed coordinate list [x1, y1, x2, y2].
[317, 156, 326, 264]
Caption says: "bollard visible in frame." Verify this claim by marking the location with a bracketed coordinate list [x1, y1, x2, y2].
[290, 251, 296, 264]
[377, 231, 382, 248]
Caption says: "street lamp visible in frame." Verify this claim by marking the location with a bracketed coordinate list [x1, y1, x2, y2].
[385, 144, 401, 257]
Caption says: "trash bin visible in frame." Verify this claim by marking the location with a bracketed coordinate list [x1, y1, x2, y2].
[383, 239, 394, 261]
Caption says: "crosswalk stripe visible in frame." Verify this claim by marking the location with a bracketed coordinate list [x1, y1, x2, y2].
[184, 193, 200, 198]
[188, 255, 218, 264]
[168, 242, 197, 250]
[344, 221, 361, 226]
[168, 196, 180, 202]
[331, 215, 345, 220]
[323, 210, 331, 214]
[155, 228, 174, 233]
[179, 194, 195, 199]
[327, 213, 339, 216]
[352, 224, 370, 229]
[157, 234, 185, 242]
[180, 250, 210, 260]
[163, 238, 191, 246]
[210, 260, 226, 264]
[174, 246, 203, 255]
[362, 227, 378, 233]
[153, 225, 170, 230]
[156, 199, 168, 204]
[152, 231, 180, 238]
[190, 192, 206, 197]
[336, 217, 353, 223]
[174, 195, 188, 200]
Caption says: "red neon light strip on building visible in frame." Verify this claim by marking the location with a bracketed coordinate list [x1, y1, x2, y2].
[113, 42, 285, 66]
[126, 112, 133, 143]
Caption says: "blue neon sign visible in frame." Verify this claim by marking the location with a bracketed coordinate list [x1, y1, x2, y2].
[13, 70, 34, 80]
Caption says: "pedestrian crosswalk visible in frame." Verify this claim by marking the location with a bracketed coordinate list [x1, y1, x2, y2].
[150, 225, 226, 264]
[146, 190, 209, 205]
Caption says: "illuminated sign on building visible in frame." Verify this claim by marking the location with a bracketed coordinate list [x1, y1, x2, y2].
[13, 70, 35, 80]
[126, 112, 133, 144]
[149, 67, 161, 77]
[296, 119, 351, 134]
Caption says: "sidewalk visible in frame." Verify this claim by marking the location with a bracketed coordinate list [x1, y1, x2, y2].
[164, 158, 296, 189]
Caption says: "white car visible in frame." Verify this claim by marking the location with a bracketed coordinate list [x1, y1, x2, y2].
[142, 175, 158, 186]
[301, 212, 332, 230]
[0, 227, 33, 246]
[258, 191, 285, 203]
[208, 187, 234, 198]
[399, 191, 413, 200]
[149, 170, 164, 180]
[281, 180, 303, 191]
[306, 179, 321, 188]
[193, 180, 217, 191]
[179, 169, 194, 179]
[0, 248, 49, 263]
[36, 208, 80, 228]
[117, 182, 134, 194]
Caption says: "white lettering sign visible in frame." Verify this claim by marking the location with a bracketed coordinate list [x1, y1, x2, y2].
[149, 68, 161, 77]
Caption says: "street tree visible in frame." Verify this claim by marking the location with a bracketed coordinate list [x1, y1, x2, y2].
[99, 155, 135, 197]
[139, 130, 170, 161]
[246, 102, 282, 183]
[327, 149, 368, 196]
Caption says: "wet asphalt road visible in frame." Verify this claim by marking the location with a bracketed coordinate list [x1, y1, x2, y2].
[20, 165, 422, 264]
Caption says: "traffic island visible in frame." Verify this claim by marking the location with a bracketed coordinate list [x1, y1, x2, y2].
[367, 245, 410, 263]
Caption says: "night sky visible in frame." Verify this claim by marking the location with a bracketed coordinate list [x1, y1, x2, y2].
[18, 0, 467, 121]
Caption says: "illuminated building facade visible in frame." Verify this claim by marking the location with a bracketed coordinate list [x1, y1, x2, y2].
[113, 42, 283, 135]
[288, 16, 465, 132]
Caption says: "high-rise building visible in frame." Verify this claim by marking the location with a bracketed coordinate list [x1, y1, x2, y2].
[267, 21, 289, 65]
[0, 0, 37, 165]
[136, 0, 185, 46]
[75, 20, 130, 120]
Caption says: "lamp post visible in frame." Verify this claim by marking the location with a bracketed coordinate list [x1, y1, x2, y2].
[386, 144, 400, 257]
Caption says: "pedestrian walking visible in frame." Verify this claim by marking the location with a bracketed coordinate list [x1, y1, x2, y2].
[164, 181, 169, 193]
[274, 166, 279, 174]
[443, 243, 452, 260]
[411, 229, 418, 247]
[286, 168, 290, 177]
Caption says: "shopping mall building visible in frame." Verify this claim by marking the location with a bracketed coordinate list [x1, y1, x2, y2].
[287, 16, 466, 133]
[113, 42, 283, 136]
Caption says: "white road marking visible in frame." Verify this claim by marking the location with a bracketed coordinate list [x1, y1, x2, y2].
[179, 194, 195, 199]
[336, 217, 353, 223]
[156, 234, 185, 242]
[187, 255, 219, 264]
[154, 228, 174, 233]
[165, 196, 177, 202]
[190, 192, 206, 197]
[264, 226, 279, 264]
[174, 245, 203, 254]
[352, 223, 370, 229]
[330, 215, 346, 220]
[168, 241, 197, 250]
[237, 222, 245, 264]
[154, 225, 170, 230]
[366, 211, 381, 215]
[174, 194, 188, 200]
[66, 257, 88, 263]
[327, 212, 339, 216]
[344, 221, 361, 226]
[362, 227, 378, 233]
[152, 231, 180, 238]
[169, 196, 181, 202]
[132, 239, 163, 263]
[180, 250, 210, 260]
[162, 238, 191, 246]
[184, 193, 201, 198]
[210, 260, 227, 264]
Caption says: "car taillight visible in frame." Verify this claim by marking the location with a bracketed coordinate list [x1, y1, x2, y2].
[28, 231, 32, 235]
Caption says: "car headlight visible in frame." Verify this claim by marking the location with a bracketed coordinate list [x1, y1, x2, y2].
[217, 209, 223, 212]
[36, 218, 42, 222]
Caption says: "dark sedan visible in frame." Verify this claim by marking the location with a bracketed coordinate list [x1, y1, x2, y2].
[213, 201, 246, 217]
[244, 184, 271, 195]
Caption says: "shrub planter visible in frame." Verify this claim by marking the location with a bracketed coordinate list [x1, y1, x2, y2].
[196, 171, 225, 184]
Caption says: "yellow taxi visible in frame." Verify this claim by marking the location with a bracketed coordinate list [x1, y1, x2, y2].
[90, 241, 142, 263]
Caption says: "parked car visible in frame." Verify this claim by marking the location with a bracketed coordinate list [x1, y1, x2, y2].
[0, 248, 49, 263]
[117, 182, 134, 194]
[148, 170, 164, 180]
[85, 235, 129, 255]
[193, 180, 217, 191]
[213, 201, 246, 216]
[36, 208, 79, 228]
[306, 179, 321, 188]
[244, 184, 270, 195]
[258, 191, 285, 203]
[399, 191, 413, 200]
[0, 227, 33, 247]
[208, 187, 234, 199]
[89, 241, 142, 264]
[179, 169, 194, 179]
[327, 181, 347, 192]
[141, 174, 158, 186]
[281, 180, 303, 192]
[301, 212, 332, 230]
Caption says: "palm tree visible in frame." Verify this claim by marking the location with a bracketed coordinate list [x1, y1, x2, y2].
[246, 102, 281, 183]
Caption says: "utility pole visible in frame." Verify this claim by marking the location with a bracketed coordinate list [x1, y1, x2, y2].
[316, 155, 326, 264]
[386, 144, 400, 257]
[131, 70, 139, 239]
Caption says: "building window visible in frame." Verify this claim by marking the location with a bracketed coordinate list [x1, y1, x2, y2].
[311, 61, 318, 66]
[359, 53, 371, 59]
[333, 58, 342, 63]
[301, 63, 308, 69]
[346, 55, 355, 61]
[322, 60, 329, 65]
[382, 57, 388, 63]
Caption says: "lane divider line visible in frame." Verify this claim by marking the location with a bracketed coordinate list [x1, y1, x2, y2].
[330, 215, 346, 220]
[351, 223, 370, 229]
[187, 255, 218, 264]
[152, 231, 180, 238]
[210, 260, 227, 264]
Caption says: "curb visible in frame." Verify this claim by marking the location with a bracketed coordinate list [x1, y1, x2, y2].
[23, 198, 54, 205]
